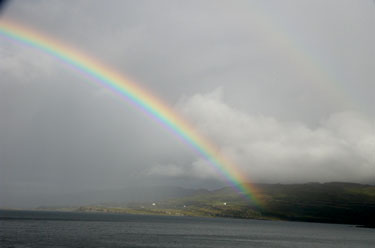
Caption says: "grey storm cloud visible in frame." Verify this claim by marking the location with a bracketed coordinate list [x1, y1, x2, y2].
[0, 0, 374, 207]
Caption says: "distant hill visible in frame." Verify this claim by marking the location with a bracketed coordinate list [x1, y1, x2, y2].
[74, 182, 375, 228]
[33, 186, 208, 209]
[256, 182, 375, 227]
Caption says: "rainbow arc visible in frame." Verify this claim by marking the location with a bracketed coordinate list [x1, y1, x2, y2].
[0, 20, 260, 204]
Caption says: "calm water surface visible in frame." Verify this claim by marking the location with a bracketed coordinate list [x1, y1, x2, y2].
[0, 210, 374, 248]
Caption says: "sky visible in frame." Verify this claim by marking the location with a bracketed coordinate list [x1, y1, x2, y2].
[0, 0, 374, 207]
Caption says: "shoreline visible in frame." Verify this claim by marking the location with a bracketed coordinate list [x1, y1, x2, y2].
[1, 208, 373, 229]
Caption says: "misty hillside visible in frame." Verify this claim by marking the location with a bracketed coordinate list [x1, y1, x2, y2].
[257, 182, 375, 226]
[74, 182, 375, 227]
[29, 186, 209, 209]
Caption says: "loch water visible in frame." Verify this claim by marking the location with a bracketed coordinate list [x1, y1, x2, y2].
[0, 210, 374, 248]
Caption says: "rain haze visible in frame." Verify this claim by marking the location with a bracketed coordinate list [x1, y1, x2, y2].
[0, 0, 374, 208]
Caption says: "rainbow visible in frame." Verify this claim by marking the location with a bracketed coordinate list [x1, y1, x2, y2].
[0, 20, 261, 204]
[252, 4, 354, 111]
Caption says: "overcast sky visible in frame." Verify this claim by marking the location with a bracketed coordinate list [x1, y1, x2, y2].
[1, 0, 374, 207]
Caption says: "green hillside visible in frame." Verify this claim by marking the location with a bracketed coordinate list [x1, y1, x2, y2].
[76, 182, 375, 227]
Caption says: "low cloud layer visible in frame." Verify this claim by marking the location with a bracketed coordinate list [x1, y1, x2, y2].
[151, 88, 375, 184]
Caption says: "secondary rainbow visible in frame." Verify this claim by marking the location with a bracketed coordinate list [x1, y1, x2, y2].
[0, 20, 261, 204]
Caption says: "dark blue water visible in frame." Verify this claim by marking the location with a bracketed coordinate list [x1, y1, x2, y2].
[1, 210, 374, 248]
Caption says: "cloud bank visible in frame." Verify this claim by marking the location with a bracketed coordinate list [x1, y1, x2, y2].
[151, 88, 375, 184]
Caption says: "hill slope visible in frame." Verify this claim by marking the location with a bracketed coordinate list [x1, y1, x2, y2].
[75, 183, 375, 227]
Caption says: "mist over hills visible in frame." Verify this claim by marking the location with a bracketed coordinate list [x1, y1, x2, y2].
[1, 186, 208, 209]
[22, 182, 374, 228]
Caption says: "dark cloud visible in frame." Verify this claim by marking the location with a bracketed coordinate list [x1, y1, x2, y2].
[0, 0, 9, 14]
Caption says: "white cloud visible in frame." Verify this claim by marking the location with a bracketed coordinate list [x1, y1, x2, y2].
[0, 41, 58, 82]
[173, 88, 375, 184]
